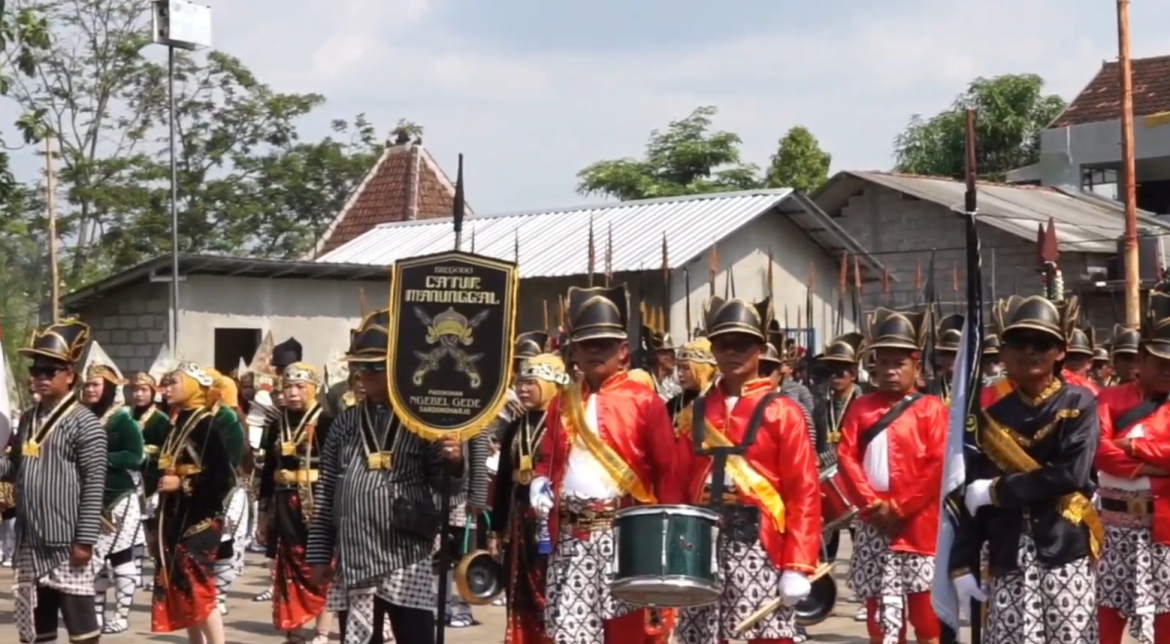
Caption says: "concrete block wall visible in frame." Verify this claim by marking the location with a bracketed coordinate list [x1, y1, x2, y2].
[836, 184, 1103, 322]
[73, 284, 169, 374]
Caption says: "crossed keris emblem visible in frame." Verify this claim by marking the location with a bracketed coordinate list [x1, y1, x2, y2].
[411, 306, 490, 388]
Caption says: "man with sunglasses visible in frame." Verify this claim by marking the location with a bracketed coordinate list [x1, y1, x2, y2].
[1094, 284, 1170, 644]
[306, 309, 467, 644]
[3, 319, 108, 644]
[951, 295, 1101, 644]
[672, 296, 820, 644]
[837, 307, 946, 644]
[530, 284, 681, 644]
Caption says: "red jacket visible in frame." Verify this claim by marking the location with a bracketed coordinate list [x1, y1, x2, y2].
[1063, 369, 1100, 396]
[674, 379, 821, 573]
[837, 391, 947, 555]
[1096, 382, 1170, 544]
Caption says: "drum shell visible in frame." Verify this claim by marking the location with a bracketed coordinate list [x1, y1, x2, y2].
[794, 571, 837, 626]
[819, 464, 858, 533]
[455, 550, 504, 605]
[611, 504, 721, 608]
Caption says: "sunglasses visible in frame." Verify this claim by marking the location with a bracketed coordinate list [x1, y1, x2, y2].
[28, 365, 67, 379]
[1004, 334, 1059, 353]
[827, 367, 854, 378]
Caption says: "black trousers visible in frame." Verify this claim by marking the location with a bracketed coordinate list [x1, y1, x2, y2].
[338, 599, 434, 644]
[26, 586, 100, 643]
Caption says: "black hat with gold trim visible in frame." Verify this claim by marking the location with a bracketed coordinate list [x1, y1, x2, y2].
[272, 337, 303, 370]
[818, 332, 865, 365]
[760, 343, 782, 366]
[703, 296, 772, 341]
[1092, 346, 1109, 363]
[566, 285, 629, 342]
[936, 314, 964, 353]
[1111, 324, 1140, 356]
[347, 309, 390, 363]
[20, 318, 91, 365]
[865, 307, 929, 354]
[1066, 327, 1095, 357]
[642, 326, 676, 352]
[513, 331, 550, 362]
[1142, 283, 1170, 360]
[981, 333, 1001, 358]
[991, 295, 1079, 344]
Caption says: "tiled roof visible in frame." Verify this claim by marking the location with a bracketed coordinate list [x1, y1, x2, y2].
[311, 141, 470, 257]
[314, 189, 887, 279]
[1052, 55, 1170, 128]
[815, 171, 1170, 253]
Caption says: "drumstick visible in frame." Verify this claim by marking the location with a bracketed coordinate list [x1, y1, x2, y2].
[731, 562, 833, 638]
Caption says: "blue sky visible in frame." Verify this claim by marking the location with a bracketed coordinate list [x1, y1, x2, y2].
[9, 0, 1170, 213]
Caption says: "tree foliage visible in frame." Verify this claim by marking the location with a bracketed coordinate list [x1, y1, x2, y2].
[576, 106, 762, 200]
[765, 126, 831, 193]
[893, 74, 1066, 180]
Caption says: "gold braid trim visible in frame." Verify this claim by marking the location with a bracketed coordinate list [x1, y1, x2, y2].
[979, 411, 1103, 559]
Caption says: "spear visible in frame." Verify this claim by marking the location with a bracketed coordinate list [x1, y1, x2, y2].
[836, 253, 848, 337]
[587, 215, 596, 287]
[661, 233, 671, 335]
[709, 242, 718, 298]
[915, 260, 924, 304]
[453, 153, 465, 251]
[882, 267, 891, 306]
[806, 261, 815, 353]
[470, 228, 476, 254]
[605, 221, 613, 286]
[684, 267, 693, 340]
[543, 300, 550, 335]
[514, 228, 520, 264]
[852, 255, 863, 328]
[951, 261, 960, 313]
[767, 247, 775, 300]
[726, 269, 735, 298]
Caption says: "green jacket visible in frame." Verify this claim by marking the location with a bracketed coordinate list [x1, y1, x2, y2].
[138, 406, 171, 494]
[104, 406, 145, 508]
[213, 404, 246, 480]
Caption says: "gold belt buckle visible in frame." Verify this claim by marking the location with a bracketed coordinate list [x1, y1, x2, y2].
[1128, 497, 1148, 517]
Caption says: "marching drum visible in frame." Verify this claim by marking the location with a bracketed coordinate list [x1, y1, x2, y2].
[819, 463, 857, 533]
[611, 504, 720, 608]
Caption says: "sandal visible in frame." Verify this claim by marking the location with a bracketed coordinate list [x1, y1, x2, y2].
[310, 635, 330, 644]
[253, 588, 273, 602]
[447, 613, 474, 628]
[102, 618, 129, 634]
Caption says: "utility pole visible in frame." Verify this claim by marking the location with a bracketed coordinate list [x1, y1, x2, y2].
[46, 137, 59, 323]
[1118, 0, 1140, 327]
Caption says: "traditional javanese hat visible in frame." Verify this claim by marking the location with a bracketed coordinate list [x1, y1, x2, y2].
[818, 332, 865, 365]
[1066, 327, 1095, 357]
[991, 295, 1079, 344]
[565, 285, 629, 342]
[676, 337, 716, 365]
[82, 340, 125, 386]
[702, 296, 772, 341]
[1111, 324, 1141, 356]
[642, 326, 676, 352]
[759, 343, 782, 366]
[1091, 346, 1109, 363]
[347, 309, 390, 363]
[982, 333, 1001, 358]
[20, 318, 91, 364]
[936, 314, 964, 353]
[513, 331, 550, 362]
[865, 307, 929, 353]
[282, 362, 320, 385]
[1142, 283, 1170, 360]
[272, 337, 303, 370]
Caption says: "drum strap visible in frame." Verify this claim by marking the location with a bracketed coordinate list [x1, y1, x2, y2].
[857, 392, 922, 453]
[1114, 396, 1167, 435]
[690, 391, 781, 456]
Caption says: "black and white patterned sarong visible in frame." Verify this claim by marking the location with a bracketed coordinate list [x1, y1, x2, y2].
[987, 533, 1096, 644]
[13, 545, 97, 643]
[545, 498, 634, 644]
[222, 486, 250, 545]
[1097, 522, 1170, 644]
[676, 536, 795, 643]
[847, 521, 934, 644]
[344, 559, 435, 644]
[94, 493, 145, 564]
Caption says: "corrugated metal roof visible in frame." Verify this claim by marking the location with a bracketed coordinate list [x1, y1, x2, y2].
[847, 171, 1170, 253]
[316, 189, 802, 278]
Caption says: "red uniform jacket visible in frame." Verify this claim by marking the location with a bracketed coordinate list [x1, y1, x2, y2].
[1063, 369, 1100, 396]
[533, 371, 681, 540]
[1096, 382, 1170, 544]
[674, 379, 820, 573]
[837, 391, 947, 555]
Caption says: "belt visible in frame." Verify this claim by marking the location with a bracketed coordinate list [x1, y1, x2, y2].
[698, 491, 742, 505]
[275, 469, 319, 485]
[144, 445, 160, 458]
[559, 507, 617, 530]
[1101, 496, 1153, 517]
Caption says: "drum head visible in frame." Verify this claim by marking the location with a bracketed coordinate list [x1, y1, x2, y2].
[610, 577, 720, 608]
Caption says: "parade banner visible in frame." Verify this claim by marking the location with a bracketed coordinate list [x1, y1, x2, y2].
[386, 250, 519, 441]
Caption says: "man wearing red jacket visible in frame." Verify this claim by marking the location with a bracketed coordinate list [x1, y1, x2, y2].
[671, 296, 820, 644]
[1095, 284, 1170, 644]
[1064, 327, 1100, 395]
[837, 307, 946, 644]
[529, 284, 680, 644]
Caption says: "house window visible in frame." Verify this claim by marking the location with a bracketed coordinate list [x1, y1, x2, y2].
[214, 328, 262, 374]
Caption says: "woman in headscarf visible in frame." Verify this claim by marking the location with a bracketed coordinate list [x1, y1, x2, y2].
[258, 363, 334, 644]
[150, 362, 234, 644]
[490, 353, 568, 644]
[205, 368, 250, 616]
[666, 338, 718, 425]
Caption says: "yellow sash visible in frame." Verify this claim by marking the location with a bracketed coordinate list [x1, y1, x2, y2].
[562, 383, 655, 504]
[979, 409, 1104, 559]
[700, 423, 787, 533]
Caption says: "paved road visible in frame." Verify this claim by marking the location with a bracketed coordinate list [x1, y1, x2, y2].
[0, 547, 1132, 643]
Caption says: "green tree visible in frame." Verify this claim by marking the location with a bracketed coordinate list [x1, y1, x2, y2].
[0, 2, 49, 197]
[893, 73, 1067, 180]
[765, 126, 832, 193]
[576, 106, 761, 200]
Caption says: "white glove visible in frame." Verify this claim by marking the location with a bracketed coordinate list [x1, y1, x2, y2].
[529, 476, 554, 517]
[964, 479, 994, 516]
[778, 570, 811, 607]
[952, 573, 987, 619]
